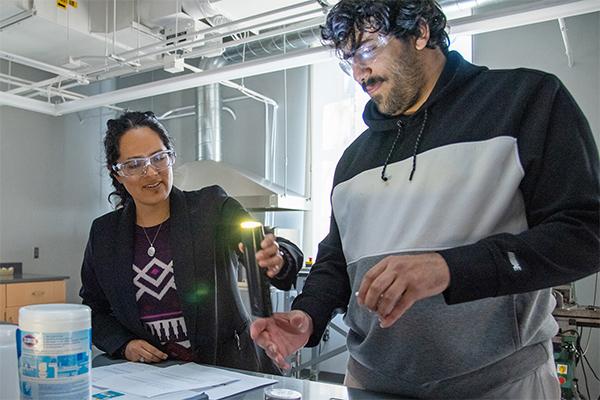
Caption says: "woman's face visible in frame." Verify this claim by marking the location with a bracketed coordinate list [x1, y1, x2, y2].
[114, 127, 173, 209]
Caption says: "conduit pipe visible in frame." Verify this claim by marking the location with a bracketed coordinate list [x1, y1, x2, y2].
[558, 18, 574, 68]
[0, 51, 89, 84]
[52, 46, 331, 115]
[4, 2, 328, 97]
[83, 11, 325, 79]
[114, 0, 322, 60]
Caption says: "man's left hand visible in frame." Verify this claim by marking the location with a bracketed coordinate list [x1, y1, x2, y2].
[356, 253, 450, 328]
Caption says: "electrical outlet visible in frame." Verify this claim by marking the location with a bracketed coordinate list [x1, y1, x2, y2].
[33, 246, 39, 259]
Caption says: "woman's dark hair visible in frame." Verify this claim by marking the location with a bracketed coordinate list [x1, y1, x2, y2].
[321, 0, 449, 57]
[104, 111, 173, 208]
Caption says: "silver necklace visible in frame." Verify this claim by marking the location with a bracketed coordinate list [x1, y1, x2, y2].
[142, 223, 163, 257]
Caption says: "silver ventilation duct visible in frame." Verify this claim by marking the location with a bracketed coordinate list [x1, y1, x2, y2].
[174, 48, 310, 211]
[195, 56, 225, 161]
[222, 26, 323, 63]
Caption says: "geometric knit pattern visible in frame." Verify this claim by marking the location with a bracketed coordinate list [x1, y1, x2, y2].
[133, 259, 176, 301]
[133, 220, 193, 358]
[143, 315, 190, 347]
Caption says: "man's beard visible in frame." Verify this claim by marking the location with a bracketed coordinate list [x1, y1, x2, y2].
[370, 47, 425, 115]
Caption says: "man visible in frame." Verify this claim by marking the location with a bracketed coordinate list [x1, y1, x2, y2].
[251, 0, 600, 398]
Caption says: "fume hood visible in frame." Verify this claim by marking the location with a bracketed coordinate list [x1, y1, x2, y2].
[174, 160, 309, 211]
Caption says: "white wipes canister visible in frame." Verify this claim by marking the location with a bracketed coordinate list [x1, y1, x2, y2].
[0, 324, 20, 400]
[17, 304, 91, 400]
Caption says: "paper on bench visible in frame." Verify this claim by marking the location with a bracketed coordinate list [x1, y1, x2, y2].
[93, 364, 236, 397]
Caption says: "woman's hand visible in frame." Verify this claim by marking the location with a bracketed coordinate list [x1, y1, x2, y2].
[124, 339, 168, 363]
[239, 234, 285, 278]
[256, 234, 285, 278]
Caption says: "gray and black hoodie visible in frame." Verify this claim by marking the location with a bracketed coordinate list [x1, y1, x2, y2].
[292, 51, 599, 398]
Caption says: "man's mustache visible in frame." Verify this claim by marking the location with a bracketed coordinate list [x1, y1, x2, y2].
[361, 76, 385, 92]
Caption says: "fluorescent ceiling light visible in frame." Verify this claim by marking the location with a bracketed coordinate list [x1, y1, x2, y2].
[449, 0, 600, 35]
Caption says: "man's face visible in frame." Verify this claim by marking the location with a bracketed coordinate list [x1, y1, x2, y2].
[344, 32, 426, 115]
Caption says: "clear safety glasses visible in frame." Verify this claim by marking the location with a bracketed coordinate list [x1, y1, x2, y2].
[338, 35, 392, 76]
[112, 149, 176, 177]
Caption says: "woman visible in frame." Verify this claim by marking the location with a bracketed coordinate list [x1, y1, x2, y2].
[80, 111, 302, 373]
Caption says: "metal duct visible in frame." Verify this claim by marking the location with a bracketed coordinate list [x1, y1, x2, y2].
[183, 0, 230, 31]
[174, 45, 309, 211]
[196, 56, 226, 161]
[221, 26, 323, 63]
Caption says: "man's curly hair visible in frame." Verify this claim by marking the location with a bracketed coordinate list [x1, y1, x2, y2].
[321, 0, 449, 58]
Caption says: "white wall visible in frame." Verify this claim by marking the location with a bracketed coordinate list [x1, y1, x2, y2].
[0, 107, 113, 302]
[475, 12, 600, 399]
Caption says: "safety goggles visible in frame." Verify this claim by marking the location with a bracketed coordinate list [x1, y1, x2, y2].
[338, 35, 392, 76]
[112, 149, 176, 177]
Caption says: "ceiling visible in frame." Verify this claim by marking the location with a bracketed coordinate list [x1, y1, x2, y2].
[0, 0, 599, 116]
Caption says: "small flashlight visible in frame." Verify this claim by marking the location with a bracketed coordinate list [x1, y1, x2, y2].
[240, 221, 272, 317]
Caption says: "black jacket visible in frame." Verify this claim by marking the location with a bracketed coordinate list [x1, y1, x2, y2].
[80, 185, 302, 374]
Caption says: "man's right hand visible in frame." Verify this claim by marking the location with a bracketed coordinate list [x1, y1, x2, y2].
[250, 310, 313, 369]
[124, 339, 168, 363]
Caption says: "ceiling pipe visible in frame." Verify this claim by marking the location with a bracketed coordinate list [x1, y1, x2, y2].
[558, 18, 574, 68]
[87, 16, 324, 82]
[0, 9, 35, 31]
[0, 51, 89, 84]
[114, 0, 322, 60]
[0, 91, 57, 115]
[51, 46, 333, 115]
[4, 3, 327, 97]
[6, 75, 74, 96]
[81, 10, 325, 80]
[4, 0, 598, 116]
[222, 26, 322, 63]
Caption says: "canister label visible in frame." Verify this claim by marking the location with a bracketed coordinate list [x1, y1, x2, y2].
[17, 329, 91, 400]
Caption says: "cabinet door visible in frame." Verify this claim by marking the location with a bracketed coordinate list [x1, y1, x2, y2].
[0, 284, 5, 310]
[4, 306, 19, 324]
[6, 280, 66, 307]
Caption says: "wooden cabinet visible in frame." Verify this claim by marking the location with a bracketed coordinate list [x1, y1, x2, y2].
[4, 306, 19, 324]
[0, 280, 66, 324]
[0, 285, 5, 317]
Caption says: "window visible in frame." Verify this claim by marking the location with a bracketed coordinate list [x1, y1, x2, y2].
[307, 33, 472, 258]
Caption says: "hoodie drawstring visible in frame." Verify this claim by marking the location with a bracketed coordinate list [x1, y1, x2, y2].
[381, 119, 404, 182]
[380, 109, 429, 182]
[409, 109, 428, 181]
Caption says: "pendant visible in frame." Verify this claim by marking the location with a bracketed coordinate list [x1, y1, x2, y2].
[147, 246, 155, 257]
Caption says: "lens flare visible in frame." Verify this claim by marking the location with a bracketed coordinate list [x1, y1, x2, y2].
[240, 221, 262, 229]
[185, 284, 211, 303]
